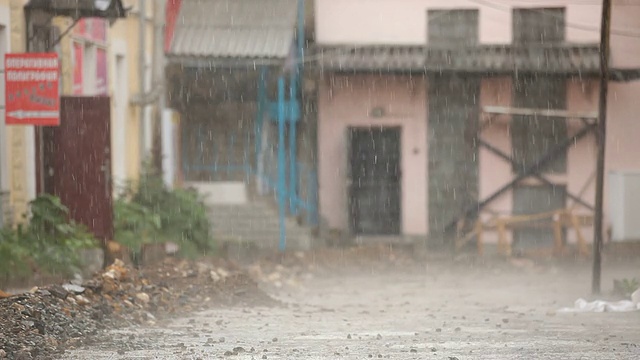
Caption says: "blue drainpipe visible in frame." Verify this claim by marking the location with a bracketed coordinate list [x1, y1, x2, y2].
[289, 73, 298, 215]
[277, 76, 287, 251]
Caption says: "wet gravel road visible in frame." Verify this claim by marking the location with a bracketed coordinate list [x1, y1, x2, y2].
[65, 259, 640, 359]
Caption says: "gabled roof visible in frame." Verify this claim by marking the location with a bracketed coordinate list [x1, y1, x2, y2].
[166, 0, 297, 64]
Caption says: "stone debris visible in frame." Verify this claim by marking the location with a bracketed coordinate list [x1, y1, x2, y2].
[61, 284, 86, 295]
[0, 257, 277, 360]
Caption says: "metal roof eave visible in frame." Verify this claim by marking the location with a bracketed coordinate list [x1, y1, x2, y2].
[166, 55, 289, 70]
[319, 66, 640, 82]
[320, 66, 602, 76]
[609, 69, 640, 82]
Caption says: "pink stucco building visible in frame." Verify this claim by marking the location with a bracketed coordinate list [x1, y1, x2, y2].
[314, 0, 640, 253]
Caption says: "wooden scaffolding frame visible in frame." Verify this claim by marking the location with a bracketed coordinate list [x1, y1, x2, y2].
[453, 105, 598, 257]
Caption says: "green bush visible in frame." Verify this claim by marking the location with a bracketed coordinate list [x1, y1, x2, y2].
[113, 199, 162, 255]
[0, 194, 98, 283]
[0, 228, 32, 283]
[114, 165, 213, 259]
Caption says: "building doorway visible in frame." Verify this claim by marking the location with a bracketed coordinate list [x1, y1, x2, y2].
[348, 127, 401, 235]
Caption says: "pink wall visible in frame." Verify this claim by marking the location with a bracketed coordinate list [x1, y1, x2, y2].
[611, 1, 640, 69]
[318, 73, 640, 243]
[477, 77, 640, 245]
[315, 0, 640, 245]
[607, 81, 640, 175]
[316, 0, 601, 45]
[317, 74, 428, 235]
[478, 77, 600, 245]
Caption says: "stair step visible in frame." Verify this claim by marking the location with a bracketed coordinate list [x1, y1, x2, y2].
[208, 199, 313, 252]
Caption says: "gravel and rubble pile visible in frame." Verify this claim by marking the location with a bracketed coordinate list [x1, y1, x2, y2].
[0, 258, 278, 360]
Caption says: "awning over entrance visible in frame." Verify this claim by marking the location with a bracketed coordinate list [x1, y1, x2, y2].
[317, 44, 640, 82]
[25, 0, 128, 19]
[165, 0, 298, 67]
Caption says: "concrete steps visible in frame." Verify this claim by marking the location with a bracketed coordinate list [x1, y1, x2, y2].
[208, 201, 314, 258]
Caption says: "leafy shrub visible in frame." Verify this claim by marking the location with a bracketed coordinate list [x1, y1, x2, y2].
[113, 199, 161, 256]
[20, 194, 98, 274]
[0, 194, 98, 283]
[0, 228, 32, 283]
[115, 165, 213, 259]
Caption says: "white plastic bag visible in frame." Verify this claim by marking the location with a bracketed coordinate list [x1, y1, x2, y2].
[558, 288, 640, 313]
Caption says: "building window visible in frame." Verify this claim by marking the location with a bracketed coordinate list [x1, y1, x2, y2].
[427, 9, 479, 47]
[83, 43, 97, 95]
[72, 18, 108, 96]
[511, 75, 567, 174]
[513, 8, 565, 44]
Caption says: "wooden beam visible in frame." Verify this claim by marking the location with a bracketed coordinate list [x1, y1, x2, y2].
[476, 221, 484, 256]
[483, 106, 598, 120]
[444, 122, 597, 234]
[497, 220, 509, 257]
[553, 213, 564, 256]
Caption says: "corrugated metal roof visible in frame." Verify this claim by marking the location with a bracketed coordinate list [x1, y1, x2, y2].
[317, 44, 604, 75]
[168, 0, 297, 61]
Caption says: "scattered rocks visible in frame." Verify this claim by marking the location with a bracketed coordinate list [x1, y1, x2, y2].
[42, 285, 68, 300]
[62, 284, 86, 294]
[135, 292, 150, 305]
[0, 257, 276, 360]
[75, 295, 91, 306]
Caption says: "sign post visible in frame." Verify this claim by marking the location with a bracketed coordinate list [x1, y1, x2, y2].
[4, 53, 60, 126]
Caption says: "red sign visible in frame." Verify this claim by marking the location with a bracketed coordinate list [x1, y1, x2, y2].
[72, 42, 84, 95]
[4, 53, 60, 126]
[74, 18, 107, 44]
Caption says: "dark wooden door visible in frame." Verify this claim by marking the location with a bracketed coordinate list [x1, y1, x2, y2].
[428, 76, 480, 246]
[348, 127, 401, 235]
[42, 96, 113, 242]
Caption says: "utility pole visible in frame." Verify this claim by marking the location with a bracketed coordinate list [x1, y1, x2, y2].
[592, 0, 612, 295]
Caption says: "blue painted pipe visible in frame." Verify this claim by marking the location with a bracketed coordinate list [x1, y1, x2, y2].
[277, 76, 287, 251]
[289, 72, 298, 216]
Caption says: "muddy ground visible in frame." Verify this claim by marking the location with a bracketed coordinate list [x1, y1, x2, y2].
[63, 249, 640, 360]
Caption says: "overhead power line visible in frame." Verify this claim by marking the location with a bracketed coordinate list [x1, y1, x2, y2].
[470, 0, 640, 38]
